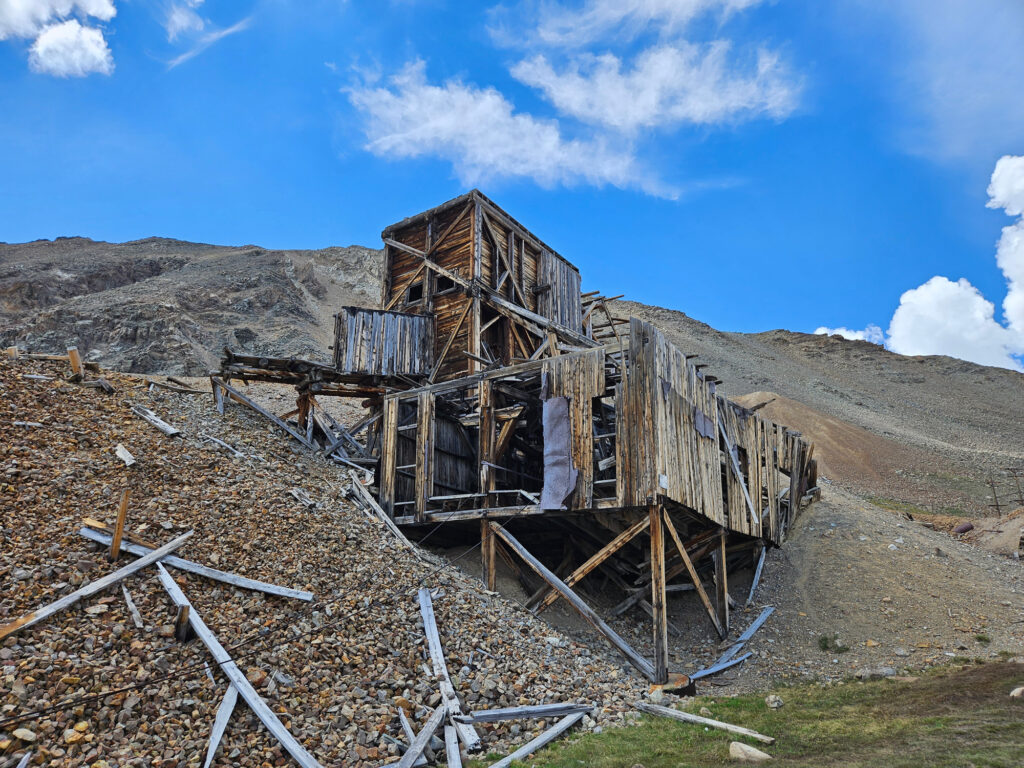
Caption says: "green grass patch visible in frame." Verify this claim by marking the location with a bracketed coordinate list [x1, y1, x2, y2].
[471, 663, 1024, 768]
[866, 496, 968, 518]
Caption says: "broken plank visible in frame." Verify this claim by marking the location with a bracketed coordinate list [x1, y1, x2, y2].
[211, 377, 313, 448]
[690, 652, 752, 681]
[110, 489, 129, 561]
[418, 588, 482, 750]
[636, 701, 774, 744]
[486, 712, 586, 768]
[203, 683, 239, 768]
[746, 544, 767, 607]
[131, 405, 182, 436]
[445, 724, 462, 768]
[115, 443, 136, 467]
[121, 584, 144, 629]
[154, 564, 324, 768]
[78, 527, 313, 601]
[454, 703, 592, 724]
[716, 606, 775, 665]
[396, 708, 429, 766]
[397, 704, 447, 768]
[491, 524, 656, 681]
[0, 531, 192, 641]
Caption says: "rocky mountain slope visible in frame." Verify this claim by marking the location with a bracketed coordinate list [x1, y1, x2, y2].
[0, 237, 383, 375]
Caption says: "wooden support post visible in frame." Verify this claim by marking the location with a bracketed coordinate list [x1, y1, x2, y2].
[478, 381, 496, 506]
[415, 391, 435, 521]
[715, 528, 729, 635]
[481, 520, 496, 591]
[297, 393, 311, 431]
[109, 488, 129, 561]
[649, 504, 669, 684]
[662, 511, 726, 638]
[380, 397, 399, 517]
[174, 604, 191, 642]
[211, 376, 225, 415]
[491, 523, 656, 681]
[67, 346, 84, 378]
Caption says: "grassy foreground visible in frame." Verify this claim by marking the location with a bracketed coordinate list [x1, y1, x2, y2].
[472, 662, 1024, 768]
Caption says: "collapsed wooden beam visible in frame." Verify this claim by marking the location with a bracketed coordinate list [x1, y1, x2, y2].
[636, 701, 775, 745]
[131, 405, 181, 436]
[444, 724, 462, 768]
[211, 377, 314, 448]
[454, 703, 592, 724]
[486, 712, 587, 768]
[203, 684, 239, 768]
[78, 527, 313, 601]
[417, 588, 482, 750]
[396, 704, 447, 768]
[747, 543, 767, 607]
[715, 606, 775, 666]
[0, 531, 193, 642]
[690, 652, 752, 681]
[490, 524, 656, 681]
[154, 564, 324, 768]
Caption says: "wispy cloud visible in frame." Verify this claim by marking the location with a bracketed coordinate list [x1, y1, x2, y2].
[167, 16, 251, 69]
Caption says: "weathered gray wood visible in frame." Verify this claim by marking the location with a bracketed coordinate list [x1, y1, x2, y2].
[454, 703, 592, 724]
[417, 588, 482, 750]
[486, 711, 586, 768]
[115, 443, 136, 466]
[344, 471, 425, 561]
[636, 701, 775, 744]
[397, 704, 447, 768]
[203, 683, 239, 768]
[492, 525, 656, 680]
[718, 414, 758, 528]
[716, 606, 775, 665]
[212, 377, 313, 448]
[0, 531, 192, 641]
[131, 405, 181, 436]
[397, 708, 429, 766]
[78, 527, 313, 601]
[154, 564, 324, 768]
[746, 544, 767, 607]
[444, 724, 462, 768]
[690, 651, 752, 681]
[121, 583, 144, 629]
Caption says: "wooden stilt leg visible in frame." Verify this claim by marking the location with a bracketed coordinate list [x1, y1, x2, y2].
[662, 511, 726, 638]
[109, 488, 129, 561]
[482, 520, 496, 591]
[715, 527, 729, 635]
[650, 504, 669, 684]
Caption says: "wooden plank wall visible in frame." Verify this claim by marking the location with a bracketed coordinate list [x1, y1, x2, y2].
[542, 349, 606, 509]
[333, 307, 433, 376]
[537, 251, 583, 333]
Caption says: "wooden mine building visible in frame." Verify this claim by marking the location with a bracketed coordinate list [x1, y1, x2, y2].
[216, 190, 818, 684]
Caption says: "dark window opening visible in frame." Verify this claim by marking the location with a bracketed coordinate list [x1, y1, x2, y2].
[406, 281, 424, 304]
[435, 275, 455, 294]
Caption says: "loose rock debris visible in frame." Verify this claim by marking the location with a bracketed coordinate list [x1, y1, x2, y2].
[1, 357, 650, 765]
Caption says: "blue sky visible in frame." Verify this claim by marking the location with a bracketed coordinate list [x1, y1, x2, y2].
[2, 0, 1023, 369]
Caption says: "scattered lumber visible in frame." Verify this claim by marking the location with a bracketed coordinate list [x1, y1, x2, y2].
[131, 405, 182, 436]
[444, 725, 462, 768]
[0, 531, 193, 641]
[211, 377, 314, 448]
[716, 607, 775, 666]
[154, 564, 324, 768]
[121, 584, 144, 629]
[690, 652, 752, 681]
[454, 703, 592, 724]
[345, 471, 424, 560]
[78, 527, 314, 601]
[417, 588, 482, 750]
[110, 489, 129, 561]
[396, 704, 448, 768]
[746, 544, 767, 606]
[81, 377, 115, 394]
[397, 708, 430, 766]
[115, 443, 136, 467]
[486, 711, 587, 768]
[636, 702, 775, 744]
[289, 488, 316, 508]
[203, 684, 239, 768]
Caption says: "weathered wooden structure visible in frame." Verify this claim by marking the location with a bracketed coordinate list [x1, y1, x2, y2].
[216, 190, 818, 685]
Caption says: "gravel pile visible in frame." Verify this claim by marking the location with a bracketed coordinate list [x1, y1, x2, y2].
[0, 358, 648, 766]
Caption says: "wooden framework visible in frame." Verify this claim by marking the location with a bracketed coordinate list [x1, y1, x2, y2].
[213, 190, 818, 684]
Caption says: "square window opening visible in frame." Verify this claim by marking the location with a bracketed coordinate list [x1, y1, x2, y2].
[406, 281, 424, 304]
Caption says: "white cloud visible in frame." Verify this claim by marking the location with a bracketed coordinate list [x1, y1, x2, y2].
[511, 42, 797, 134]
[348, 60, 667, 194]
[818, 155, 1024, 372]
[28, 18, 112, 76]
[165, 3, 204, 42]
[0, 0, 114, 40]
[814, 325, 885, 344]
[885, 277, 1022, 370]
[0, 0, 115, 76]
[502, 0, 762, 48]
